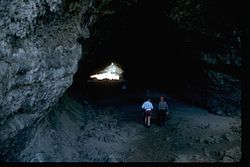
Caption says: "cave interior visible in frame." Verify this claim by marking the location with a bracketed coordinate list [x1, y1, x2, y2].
[66, 0, 241, 106]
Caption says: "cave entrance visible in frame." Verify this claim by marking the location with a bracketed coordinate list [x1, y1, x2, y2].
[67, 1, 208, 105]
[89, 62, 123, 81]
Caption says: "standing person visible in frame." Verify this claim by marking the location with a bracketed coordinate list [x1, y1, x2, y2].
[158, 96, 169, 127]
[141, 98, 154, 127]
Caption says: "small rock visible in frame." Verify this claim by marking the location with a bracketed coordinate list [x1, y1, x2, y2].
[191, 154, 204, 162]
[204, 137, 213, 144]
[203, 148, 209, 157]
[87, 130, 95, 137]
[194, 137, 200, 142]
[30, 153, 50, 162]
[129, 148, 135, 153]
[231, 126, 241, 133]
[100, 123, 104, 128]
[87, 149, 98, 158]
[223, 146, 241, 162]
[163, 137, 170, 141]
[217, 111, 223, 115]
[104, 134, 115, 143]
[222, 156, 234, 162]
[223, 133, 232, 142]
[174, 154, 189, 162]
[98, 136, 102, 141]
[204, 123, 210, 129]
[108, 119, 118, 129]
[97, 150, 102, 155]
[219, 151, 225, 157]
[106, 154, 119, 162]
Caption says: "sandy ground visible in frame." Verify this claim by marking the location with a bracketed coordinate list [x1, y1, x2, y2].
[18, 90, 241, 162]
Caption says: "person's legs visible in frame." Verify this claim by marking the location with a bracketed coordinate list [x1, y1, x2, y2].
[162, 110, 166, 125]
[159, 110, 164, 126]
[147, 116, 151, 126]
[158, 110, 162, 126]
[144, 115, 147, 125]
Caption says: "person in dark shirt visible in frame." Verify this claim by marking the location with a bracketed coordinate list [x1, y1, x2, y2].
[158, 96, 169, 127]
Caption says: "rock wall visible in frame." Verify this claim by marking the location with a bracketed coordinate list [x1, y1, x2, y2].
[163, 0, 243, 116]
[0, 0, 91, 160]
[0, 0, 126, 160]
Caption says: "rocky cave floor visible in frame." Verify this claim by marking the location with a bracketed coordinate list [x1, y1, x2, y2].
[18, 90, 241, 162]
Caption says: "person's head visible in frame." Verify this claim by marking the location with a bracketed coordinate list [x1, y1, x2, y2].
[160, 96, 164, 101]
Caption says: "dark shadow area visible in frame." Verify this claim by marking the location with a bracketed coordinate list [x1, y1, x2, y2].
[67, 3, 207, 102]
[66, 0, 243, 107]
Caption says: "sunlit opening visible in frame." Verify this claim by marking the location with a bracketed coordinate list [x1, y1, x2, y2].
[90, 62, 123, 80]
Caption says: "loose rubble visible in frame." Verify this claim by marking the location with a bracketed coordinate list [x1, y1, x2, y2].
[17, 92, 241, 162]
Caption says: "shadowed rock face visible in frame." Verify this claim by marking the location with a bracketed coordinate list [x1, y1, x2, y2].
[0, 0, 244, 161]
[0, 0, 84, 160]
[162, 0, 243, 117]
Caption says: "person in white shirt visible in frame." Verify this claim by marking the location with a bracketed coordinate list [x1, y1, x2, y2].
[141, 98, 154, 127]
